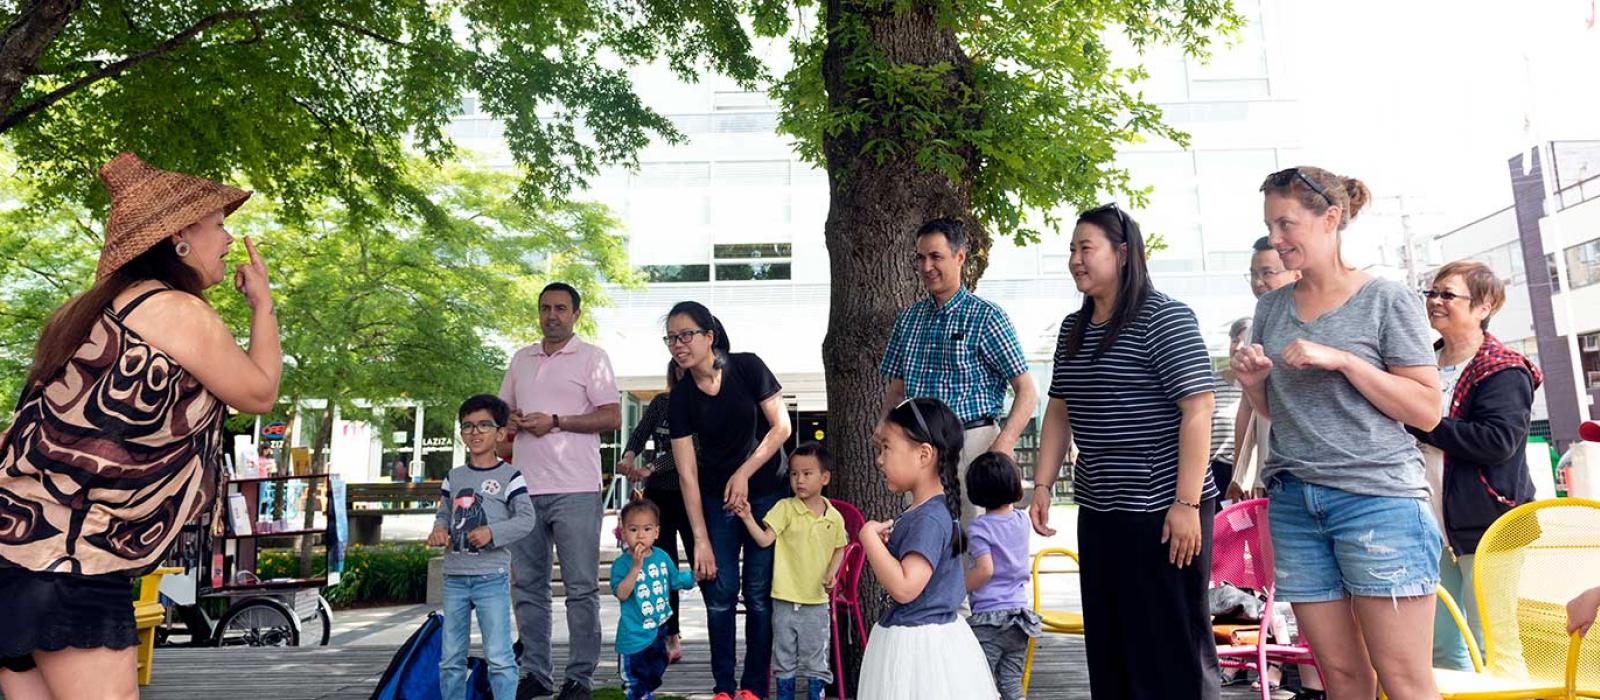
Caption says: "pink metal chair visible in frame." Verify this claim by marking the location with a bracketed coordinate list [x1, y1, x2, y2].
[828, 498, 869, 700]
[1210, 498, 1323, 700]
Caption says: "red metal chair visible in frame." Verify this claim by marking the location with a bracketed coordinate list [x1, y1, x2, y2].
[1210, 497, 1323, 700]
[828, 498, 869, 700]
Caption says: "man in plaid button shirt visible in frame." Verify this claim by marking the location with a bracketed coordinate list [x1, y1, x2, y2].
[880, 217, 1038, 525]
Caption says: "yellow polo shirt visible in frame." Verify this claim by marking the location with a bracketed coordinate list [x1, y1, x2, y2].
[764, 496, 848, 605]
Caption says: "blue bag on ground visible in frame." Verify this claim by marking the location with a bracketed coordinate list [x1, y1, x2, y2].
[371, 611, 443, 700]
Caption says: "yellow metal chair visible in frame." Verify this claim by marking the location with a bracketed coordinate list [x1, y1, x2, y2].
[1428, 498, 1600, 700]
[1020, 547, 1084, 694]
[134, 567, 183, 686]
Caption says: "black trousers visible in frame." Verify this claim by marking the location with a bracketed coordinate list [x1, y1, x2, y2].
[644, 483, 696, 637]
[1078, 500, 1221, 699]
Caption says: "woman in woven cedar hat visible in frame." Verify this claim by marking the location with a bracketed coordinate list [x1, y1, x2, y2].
[0, 153, 281, 699]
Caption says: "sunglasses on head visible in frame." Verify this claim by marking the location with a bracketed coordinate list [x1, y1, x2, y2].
[1268, 167, 1334, 206]
[1085, 203, 1131, 236]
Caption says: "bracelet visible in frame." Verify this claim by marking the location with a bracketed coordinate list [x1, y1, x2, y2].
[1174, 497, 1201, 509]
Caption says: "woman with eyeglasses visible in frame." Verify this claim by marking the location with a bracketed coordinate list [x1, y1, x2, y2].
[663, 301, 792, 700]
[1029, 204, 1221, 698]
[1232, 166, 1443, 699]
[1411, 260, 1541, 671]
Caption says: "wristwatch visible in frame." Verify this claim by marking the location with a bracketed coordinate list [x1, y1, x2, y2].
[552, 414, 561, 431]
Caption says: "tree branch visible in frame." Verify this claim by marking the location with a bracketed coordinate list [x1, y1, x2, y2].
[0, 5, 292, 133]
[0, 0, 83, 119]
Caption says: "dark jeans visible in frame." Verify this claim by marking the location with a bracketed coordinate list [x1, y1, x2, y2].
[645, 483, 695, 638]
[701, 490, 781, 697]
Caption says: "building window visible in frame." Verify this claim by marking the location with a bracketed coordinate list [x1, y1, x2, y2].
[713, 243, 792, 281]
[1581, 331, 1600, 388]
[1548, 253, 1562, 292]
[641, 265, 711, 283]
[1565, 237, 1600, 289]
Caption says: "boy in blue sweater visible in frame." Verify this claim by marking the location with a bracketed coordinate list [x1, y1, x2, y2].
[610, 499, 697, 700]
[428, 394, 537, 700]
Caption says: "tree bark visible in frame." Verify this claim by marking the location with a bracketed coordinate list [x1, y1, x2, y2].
[819, 0, 979, 679]
[0, 0, 81, 121]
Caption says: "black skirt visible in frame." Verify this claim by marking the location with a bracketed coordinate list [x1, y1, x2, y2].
[0, 566, 139, 672]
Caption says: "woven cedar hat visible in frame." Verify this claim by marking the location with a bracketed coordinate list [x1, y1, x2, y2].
[95, 152, 252, 281]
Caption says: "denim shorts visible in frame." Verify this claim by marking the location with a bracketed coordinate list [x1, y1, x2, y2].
[1266, 473, 1441, 603]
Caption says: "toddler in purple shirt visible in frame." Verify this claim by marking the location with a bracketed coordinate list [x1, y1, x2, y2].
[964, 453, 1043, 700]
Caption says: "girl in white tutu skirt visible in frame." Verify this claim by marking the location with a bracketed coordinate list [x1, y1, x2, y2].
[856, 397, 998, 700]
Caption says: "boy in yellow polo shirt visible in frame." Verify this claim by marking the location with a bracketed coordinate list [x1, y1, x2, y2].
[734, 442, 847, 700]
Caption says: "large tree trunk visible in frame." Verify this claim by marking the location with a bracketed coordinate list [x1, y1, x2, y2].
[819, 0, 979, 680]
[0, 0, 80, 119]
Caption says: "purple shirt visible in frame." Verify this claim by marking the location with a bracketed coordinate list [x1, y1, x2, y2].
[967, 509, 1030, 614]
[498, 337, 619, 495]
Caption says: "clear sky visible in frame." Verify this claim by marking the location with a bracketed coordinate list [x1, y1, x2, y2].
[1281, 0, 1600, 232]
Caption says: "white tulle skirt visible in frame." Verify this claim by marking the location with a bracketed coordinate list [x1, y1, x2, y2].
[857, 620, 1000, 700]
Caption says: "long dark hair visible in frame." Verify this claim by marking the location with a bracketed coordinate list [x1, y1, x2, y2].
[884, 397, 966, 556]
[1063, 204, 1151, 360]
[666, 301, 730, 369]
[24, 240, 204, 392]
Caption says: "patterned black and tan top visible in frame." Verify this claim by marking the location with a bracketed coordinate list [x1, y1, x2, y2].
[0, 287, 225, 577]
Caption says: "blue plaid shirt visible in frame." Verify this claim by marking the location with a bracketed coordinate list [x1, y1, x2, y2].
[880, 287, 1031, 423]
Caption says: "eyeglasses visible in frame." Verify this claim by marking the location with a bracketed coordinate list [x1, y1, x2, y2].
[895, 397, 933, 443]
[1249, 267, 1287, 281]
[1420, 289, 1473, 303]
[662, 329, 709, 347]
[460, 420, 501, 434]
[1268, 168, 1333, 206]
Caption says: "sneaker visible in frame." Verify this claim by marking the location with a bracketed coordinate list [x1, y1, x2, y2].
[556, 680, 592, 700]
[516, 675, 553, 700]
[735, 691, 762, 700]
[712, 694, 735, 700]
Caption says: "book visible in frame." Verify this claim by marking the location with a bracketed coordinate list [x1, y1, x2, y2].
[228, 493, 253, 536]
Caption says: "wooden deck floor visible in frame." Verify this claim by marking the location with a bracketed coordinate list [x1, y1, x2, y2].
[96, 637, 1271, 699]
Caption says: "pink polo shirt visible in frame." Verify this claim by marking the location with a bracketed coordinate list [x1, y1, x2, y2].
[498, 336, 620, 495]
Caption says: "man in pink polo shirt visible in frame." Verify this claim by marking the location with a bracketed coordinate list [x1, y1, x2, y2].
[499, 282, 621, 700]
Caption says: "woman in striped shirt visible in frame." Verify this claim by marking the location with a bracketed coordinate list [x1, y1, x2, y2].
[1028, 204, 1220, 699]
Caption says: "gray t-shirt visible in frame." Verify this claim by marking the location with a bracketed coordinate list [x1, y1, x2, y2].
[434, 461, 537, 576]
[1252, 277, 1435, 498]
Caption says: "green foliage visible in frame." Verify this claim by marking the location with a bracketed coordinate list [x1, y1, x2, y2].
[259, 542, 432, 608]
[1, 0, 769, 215]
[0, 153, 633, 418]
[768, 0, 1244, 246]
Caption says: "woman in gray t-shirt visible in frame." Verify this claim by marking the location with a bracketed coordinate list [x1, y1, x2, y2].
[1232, 166, 1444, 700]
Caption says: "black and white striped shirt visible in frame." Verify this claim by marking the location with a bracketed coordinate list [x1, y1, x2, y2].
[1047, 291, 1219, 512]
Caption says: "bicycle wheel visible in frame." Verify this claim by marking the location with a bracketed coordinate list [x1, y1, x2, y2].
[212, 597, 301, 647]
[300, 594, 333, 646]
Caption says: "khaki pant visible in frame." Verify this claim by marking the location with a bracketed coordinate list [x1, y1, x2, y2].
[902, 423, 1000, 528]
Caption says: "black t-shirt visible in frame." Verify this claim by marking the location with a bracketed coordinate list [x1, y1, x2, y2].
[669, 353, 785, 499]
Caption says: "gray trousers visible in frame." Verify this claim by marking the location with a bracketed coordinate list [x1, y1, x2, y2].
[772, 601, 832, 684]
[970, 621, 1030, 700]
[510, 491, 603, 688]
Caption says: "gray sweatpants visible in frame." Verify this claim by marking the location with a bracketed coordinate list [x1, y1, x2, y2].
[970, 620, 1030, 700]
[772, 601, 832, 684]
[510, 491, 603, 689]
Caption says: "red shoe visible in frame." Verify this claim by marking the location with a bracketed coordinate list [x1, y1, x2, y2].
[735, 691, 762, 700]
[712, 694, 734, 700]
